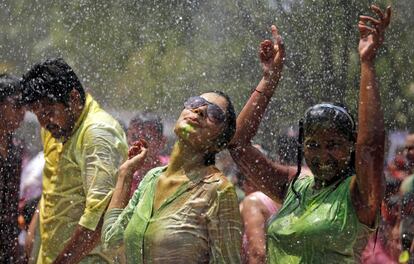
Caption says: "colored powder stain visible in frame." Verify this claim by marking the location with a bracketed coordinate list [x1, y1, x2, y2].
[183, 124, 195, 139]
[399, 250, 410, 263]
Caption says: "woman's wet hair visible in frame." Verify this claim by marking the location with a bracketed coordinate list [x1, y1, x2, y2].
[21, 58, 85, 106]
[303, 103, 356, 142]
[203, 91, 236, 166]
[290, 103, 357, 200]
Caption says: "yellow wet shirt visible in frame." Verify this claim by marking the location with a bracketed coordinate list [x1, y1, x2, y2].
[38, 94, 128, 264]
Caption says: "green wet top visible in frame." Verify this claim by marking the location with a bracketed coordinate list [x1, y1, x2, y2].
[267, 175, 375, 264]
[102, 166, 242, 264]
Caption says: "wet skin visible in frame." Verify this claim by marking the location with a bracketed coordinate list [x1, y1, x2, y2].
[404, 135, 414, 165]
[174, 92, 228, 152]
[304, 128, 354, 188]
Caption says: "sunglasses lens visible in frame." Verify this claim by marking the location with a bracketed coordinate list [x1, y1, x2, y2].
[207, 105, 226, 123]
[184, 96, 226, 123]
[184, 96, 206, 109]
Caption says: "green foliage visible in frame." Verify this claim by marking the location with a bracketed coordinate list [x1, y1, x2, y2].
[1, 0, 413, 155]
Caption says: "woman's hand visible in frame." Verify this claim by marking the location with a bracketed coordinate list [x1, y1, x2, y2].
[120, 139, 148, 176]
[358, 5, 391, 63]
[260, 25, 285, 81]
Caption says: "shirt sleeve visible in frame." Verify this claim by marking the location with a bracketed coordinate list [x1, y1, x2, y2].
[78, 125, 128, 230]
[101, 186, 142, 251]
[207, 184, 243, 264]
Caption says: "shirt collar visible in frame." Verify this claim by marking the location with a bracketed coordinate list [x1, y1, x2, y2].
[71, 93, 93, 135]
[57, 94, 93, 143]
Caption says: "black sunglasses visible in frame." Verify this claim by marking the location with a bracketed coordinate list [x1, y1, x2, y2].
[184, 96, 226, 124]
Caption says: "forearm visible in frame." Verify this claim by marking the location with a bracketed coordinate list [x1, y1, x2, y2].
[230, 76, 279, 147]
[358, 61, 385, 143]
[354, 61, 385, 221]
[241, 199, 267, 264]
[230, 145, 292, 203]
[107, 165, 134, 210]
[52, 222, 102, 264]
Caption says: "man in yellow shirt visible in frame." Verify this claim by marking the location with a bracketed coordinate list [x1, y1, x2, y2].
[21, 58, 128, 264]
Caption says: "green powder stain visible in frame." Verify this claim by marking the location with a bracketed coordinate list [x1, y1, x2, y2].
[183, 124, 195, 139]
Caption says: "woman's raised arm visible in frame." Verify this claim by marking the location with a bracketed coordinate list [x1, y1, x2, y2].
[230, 25, 285, 147]
[352, 5, 391, 226]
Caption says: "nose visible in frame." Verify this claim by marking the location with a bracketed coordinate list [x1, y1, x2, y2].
[190, 106, 207, 118]
[319, 150, 333, 163]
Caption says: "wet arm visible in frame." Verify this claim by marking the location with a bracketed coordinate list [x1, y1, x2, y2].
[230, 25, 284, 147]
[52, 222, 102, 264]
[241, 196, 267, 264]
[230, 145, 295, 203]
[352, 5, 391, 226]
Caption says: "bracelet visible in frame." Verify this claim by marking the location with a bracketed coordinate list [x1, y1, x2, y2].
[255, 89, 263, 94]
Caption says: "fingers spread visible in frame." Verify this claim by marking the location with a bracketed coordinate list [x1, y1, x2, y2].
[370, 5, 384, 20]
[384, 6, 392, 27]
[358, 23, 376, 38]
[359, 15, 380, 25]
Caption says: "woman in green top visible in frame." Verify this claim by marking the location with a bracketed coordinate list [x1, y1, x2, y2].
[229, 5, 391, 263]
[102, 91, 242, 263]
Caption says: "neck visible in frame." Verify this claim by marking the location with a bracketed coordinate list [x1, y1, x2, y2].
[165, 140, 206, 177]
[313, 173, 346, 190]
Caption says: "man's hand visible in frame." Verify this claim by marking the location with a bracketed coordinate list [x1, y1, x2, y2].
[260, 25, 285, 81]
[358, 5, 391, 62]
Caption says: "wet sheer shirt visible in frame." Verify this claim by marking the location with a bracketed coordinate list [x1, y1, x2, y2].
[102, 166, 242, 264]
[267, 175, 375, 264]
[38, 94, 128, 264]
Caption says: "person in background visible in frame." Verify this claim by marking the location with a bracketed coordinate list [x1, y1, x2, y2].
[234, 144, 279, 264]
[0, 74, 26, 263]
[21, 58, 128, 264]
[361, 179, 402, 264]
[126, 112, 168, 197]
[239, 170, 279, 264]
[20, 151, 44, 263]
[400, 173, 414, 263]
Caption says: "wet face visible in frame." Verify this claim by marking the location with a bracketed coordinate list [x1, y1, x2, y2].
[404, 135, 414, 165]
[304, 128, 353, 183]
[174, 92, 228, 152]
[0, 95, 25, 132]
[30, 100, 76, 139]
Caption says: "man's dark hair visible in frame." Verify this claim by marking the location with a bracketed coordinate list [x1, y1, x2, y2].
[21, 58, 85, 105]
[0, 74, 23, 103]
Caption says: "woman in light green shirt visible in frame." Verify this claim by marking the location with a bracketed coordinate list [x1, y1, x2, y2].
[102, 92, 242, 263]
[229, 6, 391, 263]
